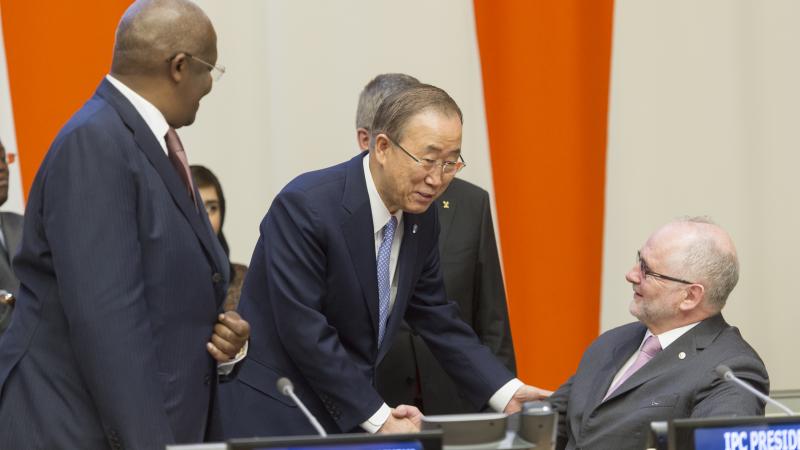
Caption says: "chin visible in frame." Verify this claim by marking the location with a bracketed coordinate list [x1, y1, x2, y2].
[404, 202, 433, 215]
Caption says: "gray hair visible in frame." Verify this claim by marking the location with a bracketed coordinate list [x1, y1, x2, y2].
[675, 216, 739, 311]
[370, 83, 463, 148]
[111, 0, 213, 76]
[356, 73, 420, 131]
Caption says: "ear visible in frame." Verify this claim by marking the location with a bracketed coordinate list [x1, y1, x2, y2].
[373, 134, 392, 164]
[168, 53, 190, 83]
[678, 284, 705, 312]
[356, 128, 370, 151]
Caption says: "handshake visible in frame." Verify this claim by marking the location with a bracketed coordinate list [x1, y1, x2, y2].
[379, 384, 552, 433]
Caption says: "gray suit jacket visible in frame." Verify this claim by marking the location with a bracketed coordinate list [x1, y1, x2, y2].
[0, 211, 23, 334]
[549, 314, 768, 450]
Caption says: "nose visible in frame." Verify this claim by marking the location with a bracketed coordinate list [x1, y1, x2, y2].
[425, 167, 444, 188]
[625, 263, 641, 284]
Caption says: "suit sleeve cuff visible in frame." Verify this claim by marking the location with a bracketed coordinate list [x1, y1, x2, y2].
[488, 378, 523, 412]
[360, 403, 391, 433]
[217, 340, 249, 375]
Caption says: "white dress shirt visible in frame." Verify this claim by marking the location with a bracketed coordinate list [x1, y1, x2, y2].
[360, 153, 521, 432]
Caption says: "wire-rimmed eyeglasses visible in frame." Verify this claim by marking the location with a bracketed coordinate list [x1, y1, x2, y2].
[385, 136, 465, 177]
[637, 250, 695, 285]
[166, 52, 226, 82]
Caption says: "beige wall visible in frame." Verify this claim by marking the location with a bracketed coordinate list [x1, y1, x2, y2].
[602, 0, 800, 390]
[182, 0, 496, 266]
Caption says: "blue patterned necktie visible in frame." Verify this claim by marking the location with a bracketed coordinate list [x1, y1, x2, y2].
[376, 216, 398, 346]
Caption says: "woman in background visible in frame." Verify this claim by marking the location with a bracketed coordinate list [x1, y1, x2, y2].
[190, 165, 248, 311]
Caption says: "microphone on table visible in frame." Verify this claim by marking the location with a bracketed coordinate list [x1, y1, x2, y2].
[277, 377, 328, 436]
[715, 365, 794, 416]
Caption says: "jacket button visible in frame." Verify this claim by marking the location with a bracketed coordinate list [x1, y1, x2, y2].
[212, 273, 223, 283]
[204, 374, 212, 385]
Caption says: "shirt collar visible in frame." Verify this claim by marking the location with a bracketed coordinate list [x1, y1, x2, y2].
[362, 152, 403, 235]
[644, 321, 701, 350]
[106, 74, 170, 155]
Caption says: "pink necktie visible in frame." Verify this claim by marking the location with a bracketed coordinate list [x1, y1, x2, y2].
[604, 334, 662, 400]
[165, 128, 196, 204]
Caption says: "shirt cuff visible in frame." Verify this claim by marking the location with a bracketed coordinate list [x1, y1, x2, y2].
[217, 340, 249, 375]
[360, 403, 391, 433]
[488, 378, 524, 412]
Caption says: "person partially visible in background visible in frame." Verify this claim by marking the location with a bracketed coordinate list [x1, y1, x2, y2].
[0, 138, 22, 335]
[191, 164, 248, 311]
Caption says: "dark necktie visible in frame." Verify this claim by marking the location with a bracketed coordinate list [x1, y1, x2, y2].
[165, 127, 196, 204]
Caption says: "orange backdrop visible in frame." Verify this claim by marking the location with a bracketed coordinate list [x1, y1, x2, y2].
[0, 0, 130, 197]
[473, 0, 615, 389]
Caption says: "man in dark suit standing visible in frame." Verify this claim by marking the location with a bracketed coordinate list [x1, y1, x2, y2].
[549, 217, 769, 450]
[0, 1, 249, 449]
[0, 138, 22, 334]
[217, 83, 549, 438]
[355, 74, 516, 414]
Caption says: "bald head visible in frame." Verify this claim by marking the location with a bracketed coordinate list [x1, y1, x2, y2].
[650, 217, 739, 311]
[111, 0, 215, 77]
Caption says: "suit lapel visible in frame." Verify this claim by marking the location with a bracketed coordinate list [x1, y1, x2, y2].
[603, 315, 728, 402]
[96, 80, 223, 276]
[1, 214, 22, 259]
[587, 325, 646, 413]
[341, 153, 381, 345]
[435, 187, 457, 251]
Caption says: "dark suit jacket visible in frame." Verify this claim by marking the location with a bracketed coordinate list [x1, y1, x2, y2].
[0, 211, 22, 334]
[0, 79, 230, 450]
[215, 153, 513, 438]
[376, 178, 515, 414]
[549, 314, 769, 450]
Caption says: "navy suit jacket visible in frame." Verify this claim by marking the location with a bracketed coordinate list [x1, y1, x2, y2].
[376, 178, 516, 414]
[549, 314, 769, 450]
[216, 153, 513, 437]
[0, 79, 229, 450]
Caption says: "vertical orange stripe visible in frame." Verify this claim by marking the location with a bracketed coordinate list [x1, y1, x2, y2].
[1, 1, 130, 198]
[473, 0, 614, 389]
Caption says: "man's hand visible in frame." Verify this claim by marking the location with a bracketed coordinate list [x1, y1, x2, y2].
[504, 385, 554, 414]
[392, 404, 424, 429]
[378, 414, 420, 434]
[207, 311, 250, 362]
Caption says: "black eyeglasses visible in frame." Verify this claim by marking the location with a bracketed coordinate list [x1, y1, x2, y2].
[385, 136, 466, 177]
[637, 251, 695, 285]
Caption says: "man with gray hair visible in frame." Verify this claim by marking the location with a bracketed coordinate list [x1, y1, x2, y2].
[355, 73, 516, 414]
[217, 82, 549, 438]
[0, 1, 249, 448]
[549, 217, 769, 450]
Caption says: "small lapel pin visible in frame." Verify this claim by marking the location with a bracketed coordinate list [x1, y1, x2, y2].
[678, 352, 686, 360]
[412, 224, 418, 234]
[442, 200, 450, 209]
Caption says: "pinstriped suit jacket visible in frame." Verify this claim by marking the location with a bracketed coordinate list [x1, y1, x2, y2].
[0, 79, 229, 450]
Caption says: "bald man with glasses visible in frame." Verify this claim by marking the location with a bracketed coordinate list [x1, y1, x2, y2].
[549, 217, 769, 450]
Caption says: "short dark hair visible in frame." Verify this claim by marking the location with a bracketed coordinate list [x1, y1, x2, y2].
[355, 73, 420, 130]
[370, 83, 463, 148]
